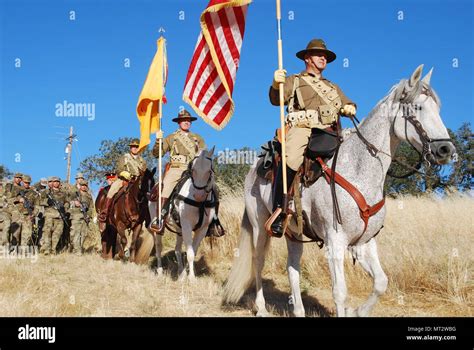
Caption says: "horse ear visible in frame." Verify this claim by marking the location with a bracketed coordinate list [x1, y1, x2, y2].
[408, 64, 424, 88]
[208, 146, 215, 157]
[421, 67, 434, 85]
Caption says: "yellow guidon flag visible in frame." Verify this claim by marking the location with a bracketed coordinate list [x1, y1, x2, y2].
[137, 36, 168, 152]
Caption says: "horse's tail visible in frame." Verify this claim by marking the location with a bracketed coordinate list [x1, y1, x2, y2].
[133, 228, 154, 265]
[223, 209, 255, 304]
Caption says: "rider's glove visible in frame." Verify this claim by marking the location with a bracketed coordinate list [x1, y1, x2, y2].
[341, 104, 356, 117]
[272, 69, 287, 89]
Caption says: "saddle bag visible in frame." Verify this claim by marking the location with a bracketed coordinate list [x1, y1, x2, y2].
[306, 127, 339, 160]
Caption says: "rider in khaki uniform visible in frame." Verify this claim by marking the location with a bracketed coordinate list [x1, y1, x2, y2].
[269, 38, 357, 237]
[151, 110, 205, 217]
[98, 139, 147, 223]
[8, 174, 39, 248]
[39, 176, 70, 254]
[69, 179, 93, 255]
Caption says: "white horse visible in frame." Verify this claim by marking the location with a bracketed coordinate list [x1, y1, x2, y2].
[147, 148, 217, 281]
[223, 65, 456, 317]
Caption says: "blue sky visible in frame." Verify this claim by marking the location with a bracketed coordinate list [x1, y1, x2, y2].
[1, 0, 473, 190]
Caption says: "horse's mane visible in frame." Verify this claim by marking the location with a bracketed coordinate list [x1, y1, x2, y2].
[357, 79, 441, 129]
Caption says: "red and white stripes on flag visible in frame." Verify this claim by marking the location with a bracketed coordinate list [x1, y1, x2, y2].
[183, 0, 251, 130]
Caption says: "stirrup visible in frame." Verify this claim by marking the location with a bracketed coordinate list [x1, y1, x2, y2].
[149, 217, 165, 235]
[206, 218, 225, 237]
[265, 209, 293, 238]
[264, 208, 282, 237]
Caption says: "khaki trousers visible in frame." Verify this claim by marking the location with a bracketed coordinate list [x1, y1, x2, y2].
[285, 127, 311, 171]
[162, 167, 186, 198]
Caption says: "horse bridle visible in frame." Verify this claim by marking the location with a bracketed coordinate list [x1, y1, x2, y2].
[347, 90, 454, 178]
[190, 155, 214, 193]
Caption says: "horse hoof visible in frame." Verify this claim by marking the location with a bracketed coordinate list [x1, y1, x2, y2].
[256, 310, 270, 317]
[345, 307, 357, 317]
[291, 309, 306, 318]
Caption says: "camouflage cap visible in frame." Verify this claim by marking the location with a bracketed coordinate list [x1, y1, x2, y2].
[75, 172, 84, 179]
[14, 173, 23, 178]
[50, 176, 61, 182]
[40, 178, 48, 186]
[22, 175, 32, 183]
[129, 138, 140, 147]
[78, 179, 88, 186]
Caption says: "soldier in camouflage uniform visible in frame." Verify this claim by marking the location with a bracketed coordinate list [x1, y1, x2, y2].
[8, 175, 39, 249]
[32, 177, 48, 245]
[0, 180, 12, 245]
[69, 179, 93, 255]
[33, 178, 48, 192]
[39, 176, 69, 255]
[2, 173, 23, 245]
[98, 138, 147, 224]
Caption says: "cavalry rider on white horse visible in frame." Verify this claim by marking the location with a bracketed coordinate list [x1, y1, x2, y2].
[269, 38, 357, 237]
[150, 109, 224, 237]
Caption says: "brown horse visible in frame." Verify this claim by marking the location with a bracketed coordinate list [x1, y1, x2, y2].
[95, 168, 155, 261]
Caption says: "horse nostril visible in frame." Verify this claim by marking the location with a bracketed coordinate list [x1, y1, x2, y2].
[437, 145, 450, 157]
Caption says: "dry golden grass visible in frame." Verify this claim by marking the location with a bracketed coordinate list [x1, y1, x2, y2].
[0, 189, 472, 317]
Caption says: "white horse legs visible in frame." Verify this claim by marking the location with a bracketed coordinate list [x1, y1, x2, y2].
[327, 236, 348, 317]
[175, 235, 184, 278]
[286, 238, 305, 317]
[178, 225, 207, 282]
[153, 233, 163, 276]
[253, 226, 270, 317]
[352, 239, 388, 316]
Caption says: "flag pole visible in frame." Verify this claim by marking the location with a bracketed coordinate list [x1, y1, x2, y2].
[276, 0, 288, 212]
[157, 98, 163, 227]
[157, 32, 165, 229]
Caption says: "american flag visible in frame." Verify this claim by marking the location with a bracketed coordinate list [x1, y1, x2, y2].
[183, 0, 251, 130]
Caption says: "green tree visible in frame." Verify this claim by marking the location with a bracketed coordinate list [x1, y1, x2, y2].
[384, 123, 472, 196]
[447, 122, 473, 191]
[384, 141, 422, 196]
[0, 164, 12, 179]
[78, 137, 157, 185]
[214, 147, 256, 191]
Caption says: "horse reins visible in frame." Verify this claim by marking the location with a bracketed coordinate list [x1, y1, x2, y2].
[347, 109, 453, 179]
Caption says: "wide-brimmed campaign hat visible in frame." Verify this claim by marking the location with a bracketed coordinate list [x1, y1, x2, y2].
[172, 109, 197, 123]
[296, 38, 336, 63]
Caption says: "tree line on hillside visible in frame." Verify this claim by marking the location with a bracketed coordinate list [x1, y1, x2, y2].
[1, 123, 471, 196]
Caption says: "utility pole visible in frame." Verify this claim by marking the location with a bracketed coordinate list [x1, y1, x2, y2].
[65, 126, 77, 184]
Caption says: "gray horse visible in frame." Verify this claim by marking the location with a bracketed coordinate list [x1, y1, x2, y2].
[147, 148, 217, 281]
[223, 65, 456, 317]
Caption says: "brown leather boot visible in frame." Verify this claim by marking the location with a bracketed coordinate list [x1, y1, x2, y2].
[99, 197, 113, 222]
